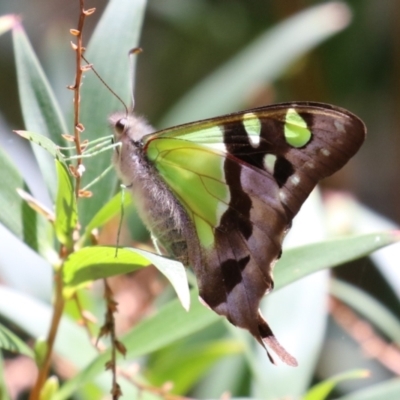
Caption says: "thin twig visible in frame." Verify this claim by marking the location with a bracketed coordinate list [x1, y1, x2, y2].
[118, 368, 195, 400]
[330, 297, 400, 375]
[68, 0, 95, 198]
[100, 281, 125, 399]
[29, 2, 94, 398]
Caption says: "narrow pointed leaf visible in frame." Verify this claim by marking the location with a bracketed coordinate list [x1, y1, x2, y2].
[80, 190, 132, 245]
[55, 160, 77, 250]
[0, 286, 98, 373]
[54, 289, 219, 400]
[13, 24, 68, 199]
[304, 369, 369, 400]
[335, 378, 400, 400]
[0, 146, 54, 258]
[161, 2, 352, 126]
[331, 279, 400, 346]
[14, 130, 67, 167]
[0, 352, 11, 400]
[0, 323, 34, 358]
[78, 0, 148, 228]
[0, 146, 28, 236]
[148, 340, 244, 394]
[275, 231, 400, 290]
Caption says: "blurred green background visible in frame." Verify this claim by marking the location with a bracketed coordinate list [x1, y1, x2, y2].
[0, 0, 398, 221]
[0, 0, 399, 399]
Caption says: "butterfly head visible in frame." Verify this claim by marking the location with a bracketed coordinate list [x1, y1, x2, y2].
[109, 111, 155, 184]
[109, 112, 153, 145]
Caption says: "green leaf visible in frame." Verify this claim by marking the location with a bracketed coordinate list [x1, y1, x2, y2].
[253, 217, 398, 398]
[78, 0, 147, 228]
[0, 145, 28, 236]
[0, 285, 99, 373]
[33, 337, 48, 368]
[191, 343, 248, 399]
[161, 2, 353, 126]
[79, 190, 132, 245]
[330, 279, 400, 346]
[63, 246, 151, 290]
[148, 339, 244, 394]
[335, 377, 400, 400]
[133, 248, 190, 311]
[63, 246, 189, 310]
[14, 130, 67, 167]
[0, 352, 11, 400]
[13, 24, 68, 200]
[256, 270, 329, 399]
[275, 231, 400, 290]
[304, 369, 369, 400]
[39, 376, 59, 400]
[0, 322, 34, 358]
[54, 289, 219, 400]
[0, 146, 54, 259]
[54, 160, 77, 250]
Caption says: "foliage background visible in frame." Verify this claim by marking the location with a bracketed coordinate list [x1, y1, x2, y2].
[0, 0, 399, 399]
[0, 0, 399, 221]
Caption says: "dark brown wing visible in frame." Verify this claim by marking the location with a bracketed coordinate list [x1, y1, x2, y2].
[190, 103, 365, 365]
[145, 102, 365, 365]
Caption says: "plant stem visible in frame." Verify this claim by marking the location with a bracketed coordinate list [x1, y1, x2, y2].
[29, 267, 65, 400]
[29, 1, 92, 397]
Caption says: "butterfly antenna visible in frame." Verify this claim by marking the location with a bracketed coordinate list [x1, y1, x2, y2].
[81, 54, 129, 116]
[128, 47, 143, 113]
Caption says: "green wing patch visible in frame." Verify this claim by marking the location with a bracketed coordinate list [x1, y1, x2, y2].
[146, 138, 230, 248]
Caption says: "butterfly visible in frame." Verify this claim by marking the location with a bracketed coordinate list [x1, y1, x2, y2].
[110, 102, 366, 366]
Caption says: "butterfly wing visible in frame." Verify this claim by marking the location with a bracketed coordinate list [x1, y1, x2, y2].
[143, 102, 366, 365]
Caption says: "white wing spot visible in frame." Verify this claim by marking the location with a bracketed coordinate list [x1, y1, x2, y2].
[306, 161, 315, 169]
[263, 153, 277, 174]
[334, 120, 345, 133]
[321, 148, 331, 157]
[290, 174, 300, 186]
[243, 113, 261, 147]
[279, 190, 287, 203]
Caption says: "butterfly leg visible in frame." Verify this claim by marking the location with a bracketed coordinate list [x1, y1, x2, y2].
[150, 234, 163, 255]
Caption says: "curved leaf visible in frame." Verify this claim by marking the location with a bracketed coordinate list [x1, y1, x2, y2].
[335, 377, 400, 400]
[63, 246, 189, 310]
[132, 248, 190, 311]
[13, 23, 68, 200]
[275, 231, 400, 290]
[0, 146, 54, 259]
[0, 285, 98, 370]
[331, 279, 400, 346]
[0, 322, 34, 358]
[0, 352, 11, 400]
[78, 0, 148, 228]
[79, 190, 132, 245]
[305, 369, 369, 400]
[55, 160, 77, 250]
[54, 289, 219, 400]
[161, 2, 353, 126]
[63, 246, 151, 289]
[148, 339, 244, 394]
[14, 130, 67, 166]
